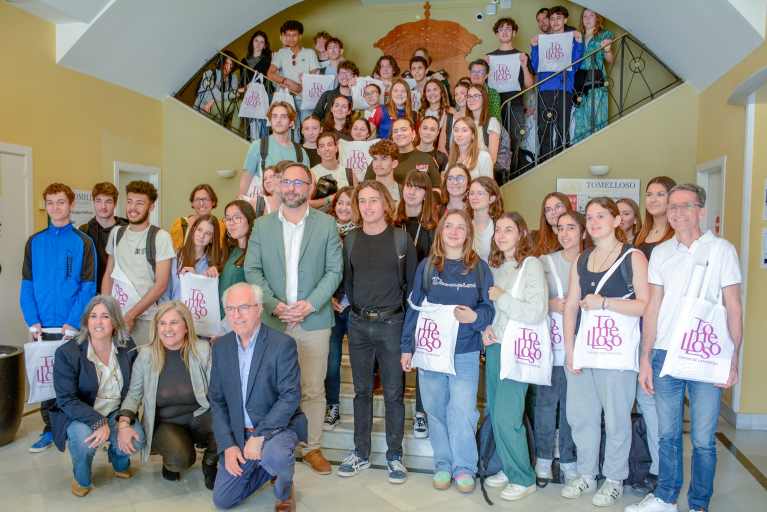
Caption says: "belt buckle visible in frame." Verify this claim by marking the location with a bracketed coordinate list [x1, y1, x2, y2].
[361, 307, 379, 320]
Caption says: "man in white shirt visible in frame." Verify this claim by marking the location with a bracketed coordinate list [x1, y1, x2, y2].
[102, 181, 174, 346]
[268, 20, 321, 142]
[627, 184, 742, 512]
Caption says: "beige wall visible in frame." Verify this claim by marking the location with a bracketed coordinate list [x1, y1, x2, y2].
[0, 3, 163, 230]
[502, 83, 699, 221]
[161, 99, 250, 226]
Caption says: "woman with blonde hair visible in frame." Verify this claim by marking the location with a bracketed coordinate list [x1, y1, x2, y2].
[116, 301, 217, 489]
[448, 117, 493, 179]
[440, 164, 472, 215]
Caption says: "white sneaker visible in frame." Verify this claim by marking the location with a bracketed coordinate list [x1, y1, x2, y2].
[561, 476, 596, 499]
[593, 479, 624, 507]
[485, 470, 509, 488]
[500, 483, 536, 501]
[625, 494, 678, 512]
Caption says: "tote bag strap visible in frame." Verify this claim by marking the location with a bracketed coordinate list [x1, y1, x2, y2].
[545, 254, 564, 299]
[511, 257, 533, 298]
[699, 241, 723, 302]
[594, 248, 638, 295]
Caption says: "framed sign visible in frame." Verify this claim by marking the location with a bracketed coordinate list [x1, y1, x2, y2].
[70, 189, 94, 227]
[556, 178, 641, 213]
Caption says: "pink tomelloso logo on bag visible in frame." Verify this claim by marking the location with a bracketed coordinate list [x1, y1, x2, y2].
[114, 282, 129, 308]
[308, 82, 325, 99]
[545, 42, 566, 61]
[586, 315, 623, 351]
[346, 150, 367, 171]
[185, 289, 209, 320]
[36, 355, 55, 384]
[515, 327, 542, 364]
[550, 317, 562, 345]
[492, 64, 513, 82]
[416, 319, 443, 353]
[681, 317, 722, 360]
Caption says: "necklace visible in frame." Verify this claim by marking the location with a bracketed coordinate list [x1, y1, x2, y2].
[589, 242, 621, 287]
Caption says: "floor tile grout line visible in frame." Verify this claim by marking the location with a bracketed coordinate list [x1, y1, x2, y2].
[716, 431, 767, 491]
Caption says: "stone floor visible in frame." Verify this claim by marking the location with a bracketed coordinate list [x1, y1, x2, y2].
[1, 414, 764, 511]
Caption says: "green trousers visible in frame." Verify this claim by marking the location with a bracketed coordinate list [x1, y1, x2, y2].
[485, 344, 535, 486]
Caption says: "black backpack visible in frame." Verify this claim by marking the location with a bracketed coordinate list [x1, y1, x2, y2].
[115, 225, 160, 275]
[259, 136, 304, 166]
[598, 412, 652, 486]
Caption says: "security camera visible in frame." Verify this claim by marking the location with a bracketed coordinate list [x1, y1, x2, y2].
[475, 12, 485, 21]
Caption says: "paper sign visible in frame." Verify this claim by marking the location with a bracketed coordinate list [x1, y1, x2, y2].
[300, 74, 336, 111]
[351, 76, 386, 111]
[537, 32, 574, 73]
[488, 53, 522, 93]
[339, 139, 379, 182]
[70, 189, 94, 227]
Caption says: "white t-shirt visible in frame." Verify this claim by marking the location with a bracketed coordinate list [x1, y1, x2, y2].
[648, 231, 741, 350]
[272, 47, 320, 83]
[312, 163, 350, 188]
[469, 150, 494, 179]
[473, 219, 494, 261]
[477, 117, 501, 151]
[544, 250, 574, 299]
[106, 225, 175, 304]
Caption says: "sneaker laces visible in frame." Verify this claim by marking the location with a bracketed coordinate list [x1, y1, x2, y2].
[601, 481, 622, 498]
[414, 415, 427, 430]
[388, 459, 407, 473]
[325, 405, 339, 422]
[341, 452, 361, 467]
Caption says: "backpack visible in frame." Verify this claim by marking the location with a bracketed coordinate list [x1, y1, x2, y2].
[115, 225, 160, 275]
[483, 121, 513, 180]
[344, 227, 410, 306]
[598, 412, 652, 486]
[259, 136, 304, 167]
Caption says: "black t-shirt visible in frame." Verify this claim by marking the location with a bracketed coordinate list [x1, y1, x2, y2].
[304, 146, 321, 167]
[156, 349, 198, 425]
[80, 217, 128, 288]
[486, 48, 535, 107]
[402, 219, 434, 263]
[364, 149, 441, 186]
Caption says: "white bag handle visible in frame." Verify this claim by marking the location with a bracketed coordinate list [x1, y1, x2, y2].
[594, 248, 638, 295]
[698, 242, 723, 302]
[545, 254, 564, 299]
[510, 257, 533, 298]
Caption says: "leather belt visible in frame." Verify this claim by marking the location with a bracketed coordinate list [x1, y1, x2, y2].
[351, 305, 403, 321]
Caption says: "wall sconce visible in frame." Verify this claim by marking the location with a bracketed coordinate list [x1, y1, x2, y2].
[589, 165, 609, 176]
[216, 169, 236, 179]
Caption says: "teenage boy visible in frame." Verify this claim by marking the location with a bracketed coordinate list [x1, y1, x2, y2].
[313, 61, 359, 121]
[363, 118, 441, 186]
[79, 182, 128, 288]
[468, 59, 502, 121]
[21, 183, 97, 452]
[314, 31, 332, 65]
[239, 102, 309, 198]
[268, 20, 321, 142]
[531, 5, 583, 160]
[487, 18, 535, 147]
[102, 180, 174, 346]
[245, 163, 343, 477]
[337, 180, 417, 484]
[310, 131, 353, 210]
[408, 56, 430, 106]
[322, 37, 346, 77]
[368, 139, 402, 204]
[627, 184, 742, 512]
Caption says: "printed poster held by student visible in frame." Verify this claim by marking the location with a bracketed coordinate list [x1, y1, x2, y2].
[351, 76, 386, 111]
[238, 77, 269, 120]
[409, 298, 460, 375]
[488, 53, 522, 93]
[404, 77, 421, 111]
[180, 273, 222, 338]
[537, 32, 574, 73]
[301, 74, 336, 111]
[339, 139, 379, 183]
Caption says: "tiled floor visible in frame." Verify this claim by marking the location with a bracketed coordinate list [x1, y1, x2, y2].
[1, 414, 764, 511]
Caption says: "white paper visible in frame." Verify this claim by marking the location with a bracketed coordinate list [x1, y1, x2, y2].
[351, 76, 386, 111]
[300, 74, 336, 111]
[488, 53, 522, 93]
[537, 32, 574, 73]
[338, 139, 379, 182]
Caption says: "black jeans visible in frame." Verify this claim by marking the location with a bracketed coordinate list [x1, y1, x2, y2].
[537, 90, 574, 161]
[152, 410, 217, 472]
[347, 310, 405, 461]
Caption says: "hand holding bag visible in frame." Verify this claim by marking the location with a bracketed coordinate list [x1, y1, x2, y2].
[24, 328, 67, 403]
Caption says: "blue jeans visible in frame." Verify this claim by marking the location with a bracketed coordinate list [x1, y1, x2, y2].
[533, 365, 576, 463]
[325, 308, 349, 406]
[418, 351, 480, 476]
[652, 349, 721, 511]
[66, 410, 146, 487]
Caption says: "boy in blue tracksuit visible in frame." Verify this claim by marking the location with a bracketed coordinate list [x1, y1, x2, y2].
[530, 5, 584, 160]
[20, 183, 97, 452]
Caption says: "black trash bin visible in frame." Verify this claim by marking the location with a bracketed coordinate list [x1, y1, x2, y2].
[0, 345, 25, 446]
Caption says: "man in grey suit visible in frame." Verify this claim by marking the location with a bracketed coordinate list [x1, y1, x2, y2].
[245, 162, 342, 475]
[210, 283, 306, 512]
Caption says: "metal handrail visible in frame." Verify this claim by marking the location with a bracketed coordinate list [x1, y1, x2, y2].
[216, 50, 282, 89]
[499, 32, 630, 112]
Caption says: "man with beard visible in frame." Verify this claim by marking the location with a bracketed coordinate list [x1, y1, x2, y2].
[79, 182, 128, 288]
[244, 162, 342, 476]
[102, 180, 174, 346]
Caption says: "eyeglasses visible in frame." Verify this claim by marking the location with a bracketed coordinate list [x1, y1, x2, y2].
[280, 178, 311, 189]
[668, 202, 701, 213]
[446, 175, 467, 183]
[545, 203, 566, 214]
[193, 198, 212, 204]
[224, 215, 245, 224]
[467, 94, 483, 101]
[224, 304, 259, 315]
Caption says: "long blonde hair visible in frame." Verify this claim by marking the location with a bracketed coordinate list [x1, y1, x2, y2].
[447, 117, 480, 171]
[148, 301, 201, 371]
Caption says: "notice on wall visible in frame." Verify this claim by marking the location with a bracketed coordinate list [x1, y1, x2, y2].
[70, 189, 94, 227]
[556, 178, 641, 213]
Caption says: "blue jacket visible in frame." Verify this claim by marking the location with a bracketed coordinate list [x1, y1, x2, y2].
[208, 326, 307, 454]
[20, 223, 97, 329]
[51, 338, 137, 451]
[401, 258, 495, 355]
[531, 36, 584, 92]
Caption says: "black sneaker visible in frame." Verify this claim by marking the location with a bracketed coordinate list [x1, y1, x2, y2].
[323, 404, 340, 431]
[162, 466, 180, 481]
[632, 474, 658, 495]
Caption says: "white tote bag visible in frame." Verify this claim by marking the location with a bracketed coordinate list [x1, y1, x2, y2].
[500, 258, 553, 385]
[180, 273, 223, 337]
[660, 244, 735, 384]
[271, 87, 296, 110]
[488, 53, 522, 93]
[238, 76, 269, 120]
[111, 263, 141, 315]
[339, 139, 378, 182]
[537, 32, 574, 73]
[409, 298, 460, 375]
[25, 329, 67, 403]
[300, 74, 336, 111]
[545, 255, 567, 366]
[573, 249, 641, 371]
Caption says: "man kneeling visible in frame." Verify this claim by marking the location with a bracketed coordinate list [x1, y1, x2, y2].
[210, 283, 307, 511]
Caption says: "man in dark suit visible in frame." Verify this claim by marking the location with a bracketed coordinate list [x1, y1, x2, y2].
[210, 282, 306, 512]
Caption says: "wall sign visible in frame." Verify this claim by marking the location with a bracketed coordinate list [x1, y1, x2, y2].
[70, 189, 94, 227]
[556, 178, 641, 213]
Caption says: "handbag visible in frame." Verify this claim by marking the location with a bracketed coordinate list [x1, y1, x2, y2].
[238, 76, 269, 119]
[499, 257, 553, 385]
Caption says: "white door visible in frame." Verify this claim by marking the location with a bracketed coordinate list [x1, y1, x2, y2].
[697, 157, 726, 236]
[0, 144, 33, 347]
[113, 161, 161, 226]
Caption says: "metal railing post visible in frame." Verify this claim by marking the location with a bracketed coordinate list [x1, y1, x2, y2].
[619, 37, 625, 116]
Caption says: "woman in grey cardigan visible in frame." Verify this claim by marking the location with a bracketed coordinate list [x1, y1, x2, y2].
[116, 301, 217, 489]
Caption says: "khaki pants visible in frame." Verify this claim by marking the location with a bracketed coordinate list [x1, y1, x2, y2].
[285, 325, 330, 453]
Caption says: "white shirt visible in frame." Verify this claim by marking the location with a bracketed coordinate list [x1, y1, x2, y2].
[477, 117, 502, 151]
[279, 206, 310, 304]
[272, 47, 320, 83]
[86, 342, 123, 416]
[473, 219, 494, 261]
[648, 230, 741, 350]
[469, 150, 494, 179]
[312, 163, 350, 188]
